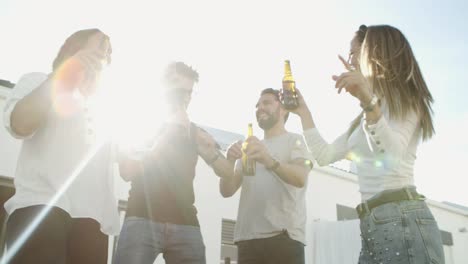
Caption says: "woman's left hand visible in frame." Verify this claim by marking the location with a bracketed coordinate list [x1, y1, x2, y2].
[332, 55, 373, 104]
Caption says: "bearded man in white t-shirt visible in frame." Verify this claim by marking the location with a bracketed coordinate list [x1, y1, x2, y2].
[217, 88, 313, 264]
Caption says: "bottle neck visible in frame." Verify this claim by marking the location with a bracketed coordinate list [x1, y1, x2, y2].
[284, 64, 292, 77]
[247, 124, 253, 137]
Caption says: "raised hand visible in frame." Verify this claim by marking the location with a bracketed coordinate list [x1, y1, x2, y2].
[332, 55, 373, 104]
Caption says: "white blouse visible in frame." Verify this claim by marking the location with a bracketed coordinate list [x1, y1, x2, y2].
[3, 72, 120, 235]
[303, 101, 422, 201]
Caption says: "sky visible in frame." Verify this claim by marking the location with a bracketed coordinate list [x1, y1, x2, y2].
[1, 0, 467, 205]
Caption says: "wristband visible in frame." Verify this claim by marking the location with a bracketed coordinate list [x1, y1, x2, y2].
[206, 152, 220, 166]
[266, 158, 281, 171]
[360, 94, 379, 112]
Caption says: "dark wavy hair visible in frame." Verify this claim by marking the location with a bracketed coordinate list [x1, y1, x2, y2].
[260, 88, 289, 123]
[163, 61, 199, 82]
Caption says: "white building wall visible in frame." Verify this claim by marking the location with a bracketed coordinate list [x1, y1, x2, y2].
[425, 202, 468, 264]
[306, 166, 361, 221]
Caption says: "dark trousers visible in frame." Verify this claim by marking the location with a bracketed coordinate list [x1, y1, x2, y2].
[237, 231, 305, 264]
[5, 205, 108, 264]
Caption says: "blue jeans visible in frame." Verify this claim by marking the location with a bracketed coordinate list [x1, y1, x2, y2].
[113, 217, 206, 264]
[358, 200, 445, 264]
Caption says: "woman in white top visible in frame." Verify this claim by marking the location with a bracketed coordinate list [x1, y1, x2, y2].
[290, 25, 445, 264]
[3, 29, 118, 264]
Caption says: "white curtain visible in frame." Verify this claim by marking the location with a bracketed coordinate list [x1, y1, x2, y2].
[307, 220, 362, 264]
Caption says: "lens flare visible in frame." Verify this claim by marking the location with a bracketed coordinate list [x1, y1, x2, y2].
[50, 57, 87, 117]
[1, 143, 103, 264]
[347, 152, 361, 163]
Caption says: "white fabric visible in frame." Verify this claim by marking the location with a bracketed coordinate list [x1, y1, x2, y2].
[233, 132, 312, 245]
[308, 220, 361, 264]
[303, 100, 421, 201]
[3, 72, 120, 235]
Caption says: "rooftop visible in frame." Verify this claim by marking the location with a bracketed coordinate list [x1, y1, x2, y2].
[0, 79, 14, 89]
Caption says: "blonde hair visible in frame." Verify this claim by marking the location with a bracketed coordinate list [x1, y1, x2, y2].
[348, 25, 435, 141]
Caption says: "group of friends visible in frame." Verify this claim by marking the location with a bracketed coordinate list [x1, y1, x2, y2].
[2, 24, 445, 264]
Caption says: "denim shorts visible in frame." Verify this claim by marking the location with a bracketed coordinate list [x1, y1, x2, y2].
[358, 200, 445, 264]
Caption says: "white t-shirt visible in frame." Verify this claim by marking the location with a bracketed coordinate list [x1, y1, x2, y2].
[234, 132, 312, 245]
[3, 72, 120, 235]
[303, 100, 421, 201]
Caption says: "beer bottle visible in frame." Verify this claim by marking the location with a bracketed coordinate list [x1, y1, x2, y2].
[242, 123, 256, 176]
[280, 60, 299, 110]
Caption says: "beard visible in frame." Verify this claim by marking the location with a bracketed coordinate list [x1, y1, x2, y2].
[257, 109, 280, 130]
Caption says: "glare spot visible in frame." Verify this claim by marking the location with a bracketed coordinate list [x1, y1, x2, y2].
[347, 152, 361, 163]
[1, 143, 103, 264]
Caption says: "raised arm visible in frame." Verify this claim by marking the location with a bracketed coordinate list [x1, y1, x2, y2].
[219, 141, 244, 197]
[288, 89, 349, 166]
[5, 73, 53, 138]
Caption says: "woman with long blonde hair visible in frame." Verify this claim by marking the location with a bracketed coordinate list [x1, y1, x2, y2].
[291, 25, 445, 263]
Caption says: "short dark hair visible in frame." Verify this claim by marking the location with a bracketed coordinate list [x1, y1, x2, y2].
[164, 62, 199, 82]
[260, 88, 289, 123]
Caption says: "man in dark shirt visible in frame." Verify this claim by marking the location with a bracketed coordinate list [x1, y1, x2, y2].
[113, 62, 234, 264]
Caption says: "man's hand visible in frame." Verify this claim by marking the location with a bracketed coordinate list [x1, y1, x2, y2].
[244, 136, 274, 167]
[226, 140, 243, 161]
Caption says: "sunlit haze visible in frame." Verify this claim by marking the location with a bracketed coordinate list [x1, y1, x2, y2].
[1, 0, 467, 205]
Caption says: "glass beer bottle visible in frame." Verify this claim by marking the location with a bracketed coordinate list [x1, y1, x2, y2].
[280, 60, 299, 110]
[242, 123, 256, 176]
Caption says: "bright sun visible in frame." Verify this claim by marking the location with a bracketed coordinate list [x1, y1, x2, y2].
[90, 69, 168, 153]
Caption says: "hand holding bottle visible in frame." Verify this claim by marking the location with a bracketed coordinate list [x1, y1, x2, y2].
[286, 88, 310, 117]
[241, 123, 256, 176]
[243, 136, 274, 167]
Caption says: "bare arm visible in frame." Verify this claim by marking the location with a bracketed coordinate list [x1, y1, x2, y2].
[10, 47, 107, 137]
[118, 155, 143, 182]
[266, 158, 311, 188]
[219, 141, 244, 197]
[196, 128, 236, 178]
[195, 129, 243, 197]
[207, 150, 236, 179]
[10, 76, 54, 137]
[289, 89, 349, 166]
[219, 161, 243, 197]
